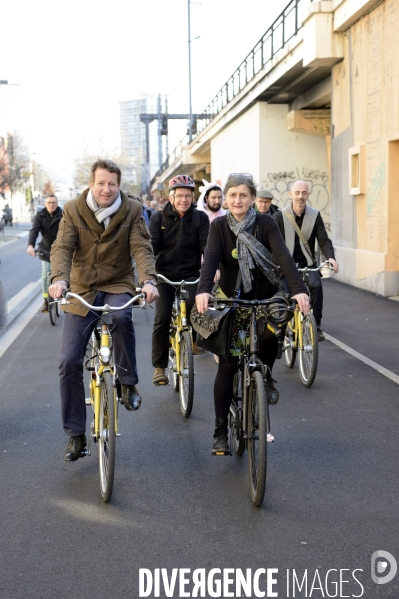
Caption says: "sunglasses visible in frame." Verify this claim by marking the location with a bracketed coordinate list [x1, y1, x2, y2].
[228, 173, 253, 180]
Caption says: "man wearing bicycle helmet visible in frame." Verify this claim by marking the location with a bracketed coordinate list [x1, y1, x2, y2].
[273, 180, 339, 341]
[149, 175, 210, 385]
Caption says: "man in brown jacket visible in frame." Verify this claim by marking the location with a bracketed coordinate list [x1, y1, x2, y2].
[49, 159, 158, 462]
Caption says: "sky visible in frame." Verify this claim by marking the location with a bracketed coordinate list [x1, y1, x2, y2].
[1, 0, 289, 184]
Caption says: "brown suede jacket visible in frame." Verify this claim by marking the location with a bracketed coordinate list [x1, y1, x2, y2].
[50, 189, 157, 316]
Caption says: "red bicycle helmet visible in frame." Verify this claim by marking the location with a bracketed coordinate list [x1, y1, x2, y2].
[169, 175, 196, 191]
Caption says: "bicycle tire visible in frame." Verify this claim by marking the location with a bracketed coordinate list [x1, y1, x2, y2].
[299, 313, 319, 387]
[49, 299, 57, 326]
[247, 370, 268, 507]
[169, 348, 179, 392]
[284, 318, 297, 368]
[179, 330, 194, 418]
[230, 370, 245, 456]
[98, 371, 116, 502]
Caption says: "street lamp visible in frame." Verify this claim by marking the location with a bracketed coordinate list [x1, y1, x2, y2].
[187, 1, 201, 143]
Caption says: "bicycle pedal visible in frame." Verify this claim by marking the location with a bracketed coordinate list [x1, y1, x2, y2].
[85, 397, 91, 405]
[154, 381, 169, 386]
[81, 450, 89, 457]
[212, 450, 232, 456]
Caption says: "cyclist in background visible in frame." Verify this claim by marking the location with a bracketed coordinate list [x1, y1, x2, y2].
[197, 179, 226, 222]
[27, 194, 63, 312]
[254, 189, 279, 216]
[149, 175, 210, 385]
[273, 180, 339, 341]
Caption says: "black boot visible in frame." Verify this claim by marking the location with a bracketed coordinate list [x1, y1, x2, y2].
[266, 376, 279, 405]
[64, 434, 87, 462]
[212, 417, 229, 455]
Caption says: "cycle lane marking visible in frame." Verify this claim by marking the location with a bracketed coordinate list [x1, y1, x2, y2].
[7, 278, 41, 312]
[0, 296, 43, 359]
[324, 332, 399, 385]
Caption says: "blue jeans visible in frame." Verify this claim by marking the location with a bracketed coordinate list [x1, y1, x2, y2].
[59, 292, 138, 436]
[41, 260, 51, 298]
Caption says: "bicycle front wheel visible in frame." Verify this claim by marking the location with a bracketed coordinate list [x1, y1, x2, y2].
[98, 371, 116, 502]
[284, 319, 297, 368]
[230, 370, 245, 456]
[49, 299, 57, 326]
[169, 347, 179, 391]
[247, 370, 268, 507]
[179, 330, 194, 418]
[299, 313, 319, 387]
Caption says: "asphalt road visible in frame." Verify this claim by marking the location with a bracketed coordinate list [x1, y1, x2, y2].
[0, 246, 399, 598]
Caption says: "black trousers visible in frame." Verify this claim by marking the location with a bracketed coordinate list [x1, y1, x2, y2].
[152, 280, 198, 368]
[59, 292, 138, 436]
[214, 327, 278, 420]
[281, 270, 323, 326]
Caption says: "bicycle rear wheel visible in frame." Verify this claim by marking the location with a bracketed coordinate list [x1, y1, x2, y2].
[179, 330, 194, 418]
[247, 370, 268, 507]
[230, 370, 245, 456]
[98, 371, 116, 502]
[299, 313, 319, 387]
[284, 319, 297, 368]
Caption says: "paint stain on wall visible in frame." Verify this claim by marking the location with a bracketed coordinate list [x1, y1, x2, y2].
[366, 163, 385, 216]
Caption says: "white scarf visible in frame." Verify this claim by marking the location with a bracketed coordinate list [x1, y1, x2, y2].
[282, 203, 318, 266]
[86, 190, 122, 229]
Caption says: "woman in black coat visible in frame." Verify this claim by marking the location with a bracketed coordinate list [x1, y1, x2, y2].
[195, 174, 309, 452]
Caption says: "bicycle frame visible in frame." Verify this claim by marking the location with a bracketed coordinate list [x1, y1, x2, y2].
[157, 275, 199, 382]
[235, 307, 272, 443]
[90, 320, 118, 445]
[61, 290, 143, 449]
[287, 260, 331, 352]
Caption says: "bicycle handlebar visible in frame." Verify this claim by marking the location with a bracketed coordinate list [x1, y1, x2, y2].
[157, 274, 200, 286]
[208, 296, 295, 310]
[60, 290, 145, 311]
[297, 260, 332, 273]
[34, 248, 51, 259]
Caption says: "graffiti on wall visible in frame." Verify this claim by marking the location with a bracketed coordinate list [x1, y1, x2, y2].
[260, 168, 331, 230]
[367, 163, 385, 216]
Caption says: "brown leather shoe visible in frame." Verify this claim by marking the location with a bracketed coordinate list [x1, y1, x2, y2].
[152, 367, 168, 385]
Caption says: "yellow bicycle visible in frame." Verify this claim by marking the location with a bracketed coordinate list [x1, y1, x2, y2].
[156, 275, 200, 418]
[283, 261, 330, 387]
[60, 289, 144, 502]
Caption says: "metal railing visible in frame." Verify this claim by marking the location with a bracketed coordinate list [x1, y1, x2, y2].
[152, 0, 314, 184]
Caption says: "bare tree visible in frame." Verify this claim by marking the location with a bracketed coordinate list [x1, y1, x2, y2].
[73, 141, 138, 193]
[0, 132, 30, 197]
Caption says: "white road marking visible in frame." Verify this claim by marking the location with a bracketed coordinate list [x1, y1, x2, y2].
[324, 332, 399, 385]
[0, 296, 43, 359]
[7, 279, 41, 312]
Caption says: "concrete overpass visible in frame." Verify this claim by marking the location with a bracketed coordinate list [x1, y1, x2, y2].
[151, 0, 399, 297]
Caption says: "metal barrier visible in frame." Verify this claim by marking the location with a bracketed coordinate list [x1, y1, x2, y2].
[152, 0, 314, 183]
